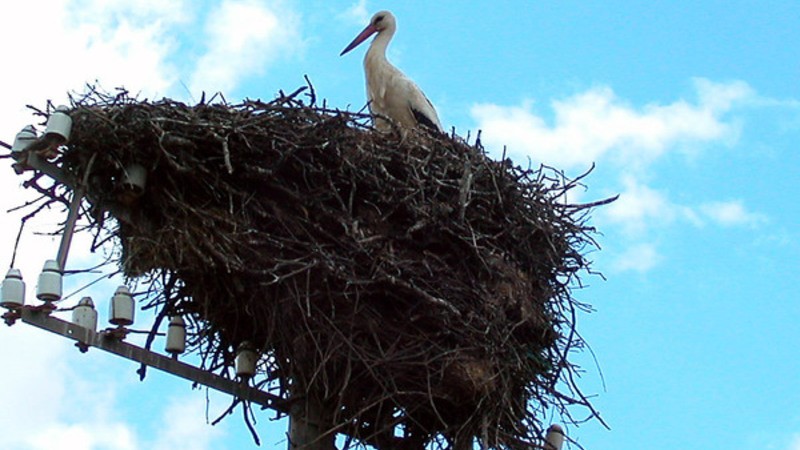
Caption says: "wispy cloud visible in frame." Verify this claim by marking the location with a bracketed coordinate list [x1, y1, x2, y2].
[151, 395, 226, 450]
[339, 0, 370, 26]
[189, 0, 303, 95]
[602, 176, 684, 235]
[789, 434, 800, 450]
[700, 200, 768, 227]
[0, 326, 141, 450]
[602, 176, 766, 236]
[28, 422, 137, 450]
[611, 243, 662, 273]
[471, 78, 753, 171]
[471, 78, 775, 273]
[0, 330, 70, 445]
[605, 198, 766, 273]
[601, 178, 765, 272]
[0, 1, 185, 111]
[0, 1, 303, 126]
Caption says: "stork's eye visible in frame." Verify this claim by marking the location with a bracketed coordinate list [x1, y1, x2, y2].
[375, 15, 384, 23]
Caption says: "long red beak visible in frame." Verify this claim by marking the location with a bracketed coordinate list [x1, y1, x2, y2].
[340, 24, 377, 56]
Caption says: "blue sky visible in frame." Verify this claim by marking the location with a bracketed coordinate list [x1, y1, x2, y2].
[0, 1, 798, 449]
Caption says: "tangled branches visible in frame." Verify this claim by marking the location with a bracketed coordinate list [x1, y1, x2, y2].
[15, 84, 613, 449]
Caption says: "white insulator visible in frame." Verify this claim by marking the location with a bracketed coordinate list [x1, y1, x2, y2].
[120, 164, 147, 195]
[72, 297, 98, 331]
[165, 315, 186, 355]
[109, 285, 134, 326]
[235, 341, 258, 379]
[44, 105, 72, 143]
[12, 125, 37, 153]
[545, 424, 564, 450]
[36, 259, 62, 302]
[1, 268, 26, 309]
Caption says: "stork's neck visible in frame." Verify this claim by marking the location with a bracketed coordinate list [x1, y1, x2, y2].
[365, 28, 395, 67]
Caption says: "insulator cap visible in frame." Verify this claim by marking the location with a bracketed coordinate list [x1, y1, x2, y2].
[235, 341, 258, 379]
[72, 296, 98, 331]
[1, 268, 26, 309]
[121, 164, 147, 193]
[12, 125, 37, 153]
[36, 259, 62, 302]
[165, 315, 186, 355]
[545, 424, 564, 450]
[44, 106, 72, 142]
[109, 285, 135, 326]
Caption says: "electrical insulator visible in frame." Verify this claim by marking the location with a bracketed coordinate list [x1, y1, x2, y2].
[165, 315, 186, 355]
[36, 259, 62, 303]
[545, 424, 564, 450]
[119, 163, 147, 201]
[235, 341, 258, 379]
[109, 285, 134, 326]
[1, 268, 25, 309]
[45, 105, 72, 143]
[11, 125, 37, 153]
[72, 297, 98, 331]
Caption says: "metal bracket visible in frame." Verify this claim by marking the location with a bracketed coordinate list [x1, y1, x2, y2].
[16, 307, 288, 413]
[56, 188, 83, 270]
[15, 152, 73, 188]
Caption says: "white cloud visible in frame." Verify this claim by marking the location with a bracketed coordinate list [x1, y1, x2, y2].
[0, 329, 70, 440]
[694, 78, 756, 112]
[189, 0, 303, 95]
[0, 325, 141, 450]
[68, 0, 191, 23]
[0, 1, 184, 121]
[601, 176, 709, 232]
[471, 78, 753, 171]
[599, 180, 765, 272]
[789, 434, 800, 450]
[340, 0, 370, 26]
[150, 395, 226, 450]
[603, 176, 681, 235]
[602, 177, 766, 236]
[611, 243, 662, 273]
[0, 0, 301, 138]
[28, 422, 137, 450]
[700, 200, 768, 227]
[472, 78, 768, 274]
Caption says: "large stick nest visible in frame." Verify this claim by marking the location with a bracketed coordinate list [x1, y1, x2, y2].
[14, 85, 611, 449]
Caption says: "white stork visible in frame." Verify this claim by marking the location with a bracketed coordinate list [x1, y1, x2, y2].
[340, 10, 443, 133]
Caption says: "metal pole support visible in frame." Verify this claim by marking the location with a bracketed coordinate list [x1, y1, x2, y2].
[56, 188, 83, 270]
[17, 307, 288, 413]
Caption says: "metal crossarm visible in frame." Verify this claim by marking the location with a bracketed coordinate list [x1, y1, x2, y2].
[17, 308, 288, 413]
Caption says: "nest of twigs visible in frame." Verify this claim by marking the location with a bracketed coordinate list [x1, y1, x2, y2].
[12, 85, 612, 449]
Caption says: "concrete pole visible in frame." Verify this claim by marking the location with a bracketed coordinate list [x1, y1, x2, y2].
[288, 395, 335, 450]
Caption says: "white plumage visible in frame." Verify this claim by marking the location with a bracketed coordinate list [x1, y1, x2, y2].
[341, 11, 443, 132]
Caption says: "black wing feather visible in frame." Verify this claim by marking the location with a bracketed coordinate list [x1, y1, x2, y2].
[410, 103, 440, 132]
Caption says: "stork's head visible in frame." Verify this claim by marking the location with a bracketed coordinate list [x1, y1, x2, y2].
[340, 10, 396, 56]
[369, 11, 395, 32]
